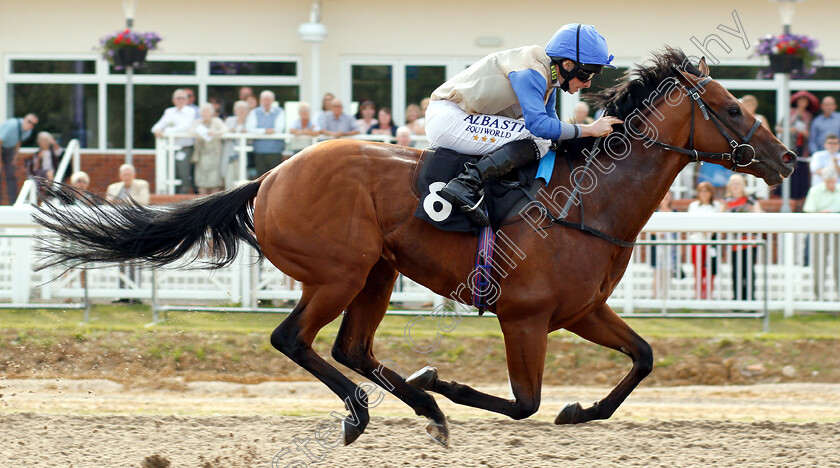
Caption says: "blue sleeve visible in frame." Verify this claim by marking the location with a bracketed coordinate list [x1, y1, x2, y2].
[545, 89, 558, 120]
[508, 69, 562, 140]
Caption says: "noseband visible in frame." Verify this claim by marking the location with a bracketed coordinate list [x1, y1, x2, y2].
[626, 67, 763, 169]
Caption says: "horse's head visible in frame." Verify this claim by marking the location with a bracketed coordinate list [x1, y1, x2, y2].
[674, 57, 796, 186]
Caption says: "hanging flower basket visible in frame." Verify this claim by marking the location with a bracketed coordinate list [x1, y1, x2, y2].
[768, 54, 804, 74]
[753, 33, 823, 79]
[98, 29, 162, 70]
[112, 48, 148, 68]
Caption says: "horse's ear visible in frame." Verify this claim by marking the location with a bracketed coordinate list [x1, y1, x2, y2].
[697, 56, 710, 76]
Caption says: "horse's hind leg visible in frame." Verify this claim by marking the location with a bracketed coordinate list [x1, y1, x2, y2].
[331, 258, 450, 446]
[407, 315, 549, 420]
[270, 282, 372, 445]
[555, 303, 653, 424]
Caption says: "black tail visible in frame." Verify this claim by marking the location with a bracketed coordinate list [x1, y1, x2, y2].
[33, 179, 263, 270]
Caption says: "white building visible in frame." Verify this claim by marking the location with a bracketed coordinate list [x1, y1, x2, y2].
[2, 0, 839, 150]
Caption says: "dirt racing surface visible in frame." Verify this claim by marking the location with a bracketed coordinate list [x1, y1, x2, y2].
[2, 380, 840, 467]
[2, 328, 840, 466]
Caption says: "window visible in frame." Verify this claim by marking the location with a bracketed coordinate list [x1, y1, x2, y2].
[9, 83, 98, 148]
[5, 55, 302, 150]
[11, 60, 95, 74]
[405, 65, 445, 107]
[344, 58, 467, 125]
[210, 61, 296, 76]
[352, 65, 392, 117]
[110, 60, 196, 75]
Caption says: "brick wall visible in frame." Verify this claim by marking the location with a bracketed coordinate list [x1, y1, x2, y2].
[1, 152, 157, 204]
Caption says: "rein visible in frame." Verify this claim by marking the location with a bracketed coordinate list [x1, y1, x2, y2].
[625, 69, 763, 169]
[519, 136, 636, 249]
[521, 67, 762, 249]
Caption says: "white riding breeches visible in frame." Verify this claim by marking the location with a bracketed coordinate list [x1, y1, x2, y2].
[425, 99, 551, 157]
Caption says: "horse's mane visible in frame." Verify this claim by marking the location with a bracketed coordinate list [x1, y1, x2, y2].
[559, 47, 701, 160]
[586, 46, 701, 120]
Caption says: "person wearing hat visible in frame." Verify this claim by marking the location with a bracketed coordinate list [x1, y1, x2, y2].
[775, 90, 819, 207]
[424, 23, 622, 226]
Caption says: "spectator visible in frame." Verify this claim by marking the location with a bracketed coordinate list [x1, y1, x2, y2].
[190, 103, 227, 195]
[238, 86, 254, 101]
[739, 95, 771, 131]
[69, 171, 90, 191]
[809, 96, 840, 155]
[208, 96, 224, 118]
[395, 126, 413, 147]
[721, 173, 761, 301]
[65, 171, 94, 206]
[405, 104, 425, 135]
[810, 134, 840, 187]
[368, 108, 397, 137]
[246, 90, 286, 177]
[355, 100, 378, 134]
[567, 102, 594, 124]
[223, 100, 251, 189]
[313, 92, 335, 125]
[420, 97, 430, 118]
[152, 89, 197, 194]
[803, 167, 840, 300]
[651, 191, 676, 300]
[107, 164, 150, 205]
[687, 182, 721, 299]
[107, 164, 149, 303]
[319, 98, 360, 138]
[0, 112, 38, 204]
[184, 88, 199, 114]
[696, 162, 729, 200]
[245, 94, 258, 110]
[288, 102, 320, 154]
[23, 132, 63, 181]
[776, 90, 819, 210]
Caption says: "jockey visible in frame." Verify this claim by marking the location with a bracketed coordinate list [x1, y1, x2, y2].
[425, 23, 623, 226]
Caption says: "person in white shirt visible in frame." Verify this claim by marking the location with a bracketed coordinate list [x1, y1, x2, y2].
[687, 182, 722, 299]
[246, 90, 286, 176]
[810, 134, 840, 187]
[222, 100, 251, 189]
[152, 89, 198, 193]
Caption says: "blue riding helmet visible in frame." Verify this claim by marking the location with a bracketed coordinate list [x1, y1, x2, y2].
[545, 23, 616, 72]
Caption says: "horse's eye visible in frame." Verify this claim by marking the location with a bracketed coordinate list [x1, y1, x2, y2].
[729, 107, 742, 116]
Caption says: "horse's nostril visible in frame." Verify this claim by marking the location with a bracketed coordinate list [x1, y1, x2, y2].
[782, 152, 796, 165]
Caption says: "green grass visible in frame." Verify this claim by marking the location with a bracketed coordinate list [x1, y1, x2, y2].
[0, 303, 838, 340]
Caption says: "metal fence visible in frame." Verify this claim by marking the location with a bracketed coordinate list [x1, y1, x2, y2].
[2, 207, 840, 321]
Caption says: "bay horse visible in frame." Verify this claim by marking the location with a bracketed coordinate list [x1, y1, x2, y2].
[35, 48, 795, 447]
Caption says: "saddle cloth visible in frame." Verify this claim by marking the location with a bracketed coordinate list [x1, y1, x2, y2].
[412, 147, 538, 234]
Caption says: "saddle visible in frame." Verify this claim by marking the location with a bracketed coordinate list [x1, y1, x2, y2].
[412, 147, 539, 234]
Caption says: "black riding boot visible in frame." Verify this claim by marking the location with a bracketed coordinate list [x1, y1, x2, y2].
[440, 140, 540, 226]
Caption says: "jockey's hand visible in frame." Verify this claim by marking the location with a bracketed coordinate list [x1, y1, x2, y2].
[582, 116, 623, 138]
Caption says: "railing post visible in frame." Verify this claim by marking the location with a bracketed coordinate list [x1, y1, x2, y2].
[783, 232, 795, 317]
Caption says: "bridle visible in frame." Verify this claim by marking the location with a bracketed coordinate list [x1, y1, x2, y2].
[626, 66, 763, 169]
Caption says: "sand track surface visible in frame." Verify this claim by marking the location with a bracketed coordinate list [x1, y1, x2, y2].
[2, 379, 839, 467]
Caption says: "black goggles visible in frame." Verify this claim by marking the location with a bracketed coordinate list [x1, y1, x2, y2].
[576, 63, 604, 82]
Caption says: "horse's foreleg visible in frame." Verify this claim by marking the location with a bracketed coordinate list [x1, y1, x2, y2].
[270, 283, 371, 446]
[331, 259, 450, 446]
[556, 303, 653, 424]
[408, 317, 548, 420]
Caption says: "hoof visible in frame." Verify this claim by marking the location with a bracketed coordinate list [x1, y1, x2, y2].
[406, 366, 438, 390]
[342, 418, 364, 446]
[554, 402, 583, 425]
[425, 420, 450, 448]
